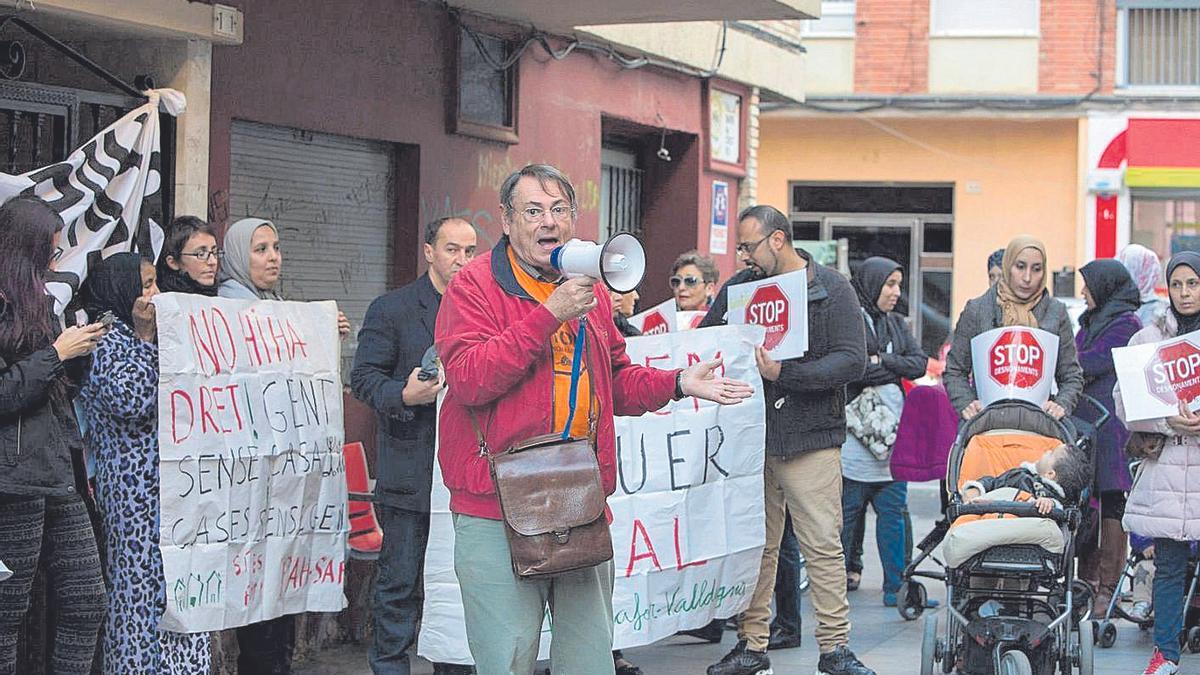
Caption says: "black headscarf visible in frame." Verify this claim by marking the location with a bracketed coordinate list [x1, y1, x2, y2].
[987, 248, 1005, 275]
[82, 252, 144, 327]
[852, 256, 902, 352]
[1078, 259, 1141, 348]
[1167, 251, 1200, 336]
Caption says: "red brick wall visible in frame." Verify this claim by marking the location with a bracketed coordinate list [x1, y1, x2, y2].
[853, 0, 930, 94]
[1039, 0, 1117, 94]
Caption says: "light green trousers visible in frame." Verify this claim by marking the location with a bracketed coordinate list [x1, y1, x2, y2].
[453, 514, 616, 675]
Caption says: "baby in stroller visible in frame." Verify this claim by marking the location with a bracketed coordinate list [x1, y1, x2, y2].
[914, 401, 1096, 675]
[960, 444, 1092, 516]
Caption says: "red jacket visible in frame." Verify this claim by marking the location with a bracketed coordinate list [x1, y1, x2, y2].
[435, 238, 678, 520]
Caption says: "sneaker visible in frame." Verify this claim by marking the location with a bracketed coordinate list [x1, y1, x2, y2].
[846, 571, 861, 591]
[768, 624, 802, 650]
[1141, 648, 1179, 675]
[679, 618, 725, 643]
[799, 562, 811, 593]
[707, 640, 773, 675]
[817, 645, 876, 675]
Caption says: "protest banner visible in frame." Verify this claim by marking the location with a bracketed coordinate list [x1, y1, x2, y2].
[677, 310, 706, 330]
[0, 89, 184, 314]
[154, 293, 348, 633]
[1114, 329, 1200, 421]
[629, 298, 678, 335]
[970, 326, 1060, 407]
[417, 324, 767, 664]
[727, 270, 808, 360]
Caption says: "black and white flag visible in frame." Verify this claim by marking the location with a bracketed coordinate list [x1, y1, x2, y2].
[0, 88, 186, 314]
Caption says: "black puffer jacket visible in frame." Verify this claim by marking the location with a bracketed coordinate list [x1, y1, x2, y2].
[702, 251, 867, 457]
[0, 317, 88, 497]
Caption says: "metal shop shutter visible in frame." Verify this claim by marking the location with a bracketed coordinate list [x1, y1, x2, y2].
[229, 120, 395, 380]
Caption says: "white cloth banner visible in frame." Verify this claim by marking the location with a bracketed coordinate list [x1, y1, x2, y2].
[1113, 329, 1200, 421]
[727, 270, 809, 360]
[970, 326, 1060, 407]
[154, 293, 347, 633]
[0, 89, 184, 314]
[417, 324, 767, 664]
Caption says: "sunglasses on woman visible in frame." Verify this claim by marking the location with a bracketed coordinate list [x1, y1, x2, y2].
[670, 275, 703, 289]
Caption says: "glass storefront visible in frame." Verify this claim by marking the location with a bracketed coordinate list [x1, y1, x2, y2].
[1130, 194, 1200, 262]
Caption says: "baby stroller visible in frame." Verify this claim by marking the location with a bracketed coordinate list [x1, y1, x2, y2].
[908, 400, 1096, 675]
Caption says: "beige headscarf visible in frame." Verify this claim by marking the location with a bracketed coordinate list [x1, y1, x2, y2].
[995, 235, 1047, 328]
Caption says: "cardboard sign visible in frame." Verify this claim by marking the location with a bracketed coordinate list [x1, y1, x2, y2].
[154, 294, 347, 632]
[970, 327, 1060, 407]
[417, 325, 767, 664]
[1114, 329, 1200, 421]
[629, 298, 678, 335]
[726, 270, 809, 360]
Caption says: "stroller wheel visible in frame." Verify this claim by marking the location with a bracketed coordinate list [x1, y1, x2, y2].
[920, 614, 938, 675]
[1188, 626, 1200, 654]
[1097, 620, 1117, 649]
[898, 581, 927, 621]
[998, 649, 1032, 675]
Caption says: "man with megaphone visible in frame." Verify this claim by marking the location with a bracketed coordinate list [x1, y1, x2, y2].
[434, 164, 754, 675]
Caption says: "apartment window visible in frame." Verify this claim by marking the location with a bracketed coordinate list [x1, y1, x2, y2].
[801, 0, 856, 37]
[1119, 2, 1200, 88]
[453, 26, 518, 143]
[930, 0, 1039, 37]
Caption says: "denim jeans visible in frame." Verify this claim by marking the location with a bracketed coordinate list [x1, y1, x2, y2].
[841, 479, 909, 594]
[772, 512, 805, 635]
[1152, 537, 1190, 663]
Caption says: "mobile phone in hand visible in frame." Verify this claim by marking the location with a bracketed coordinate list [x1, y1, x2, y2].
[98, 310, 115, 328]
[417, 345, 439, 381]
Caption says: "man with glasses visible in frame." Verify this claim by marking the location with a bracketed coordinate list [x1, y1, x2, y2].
[700, 205, 875, 675]
[671, 251, 719, 327]
[434, 164, 753, 674]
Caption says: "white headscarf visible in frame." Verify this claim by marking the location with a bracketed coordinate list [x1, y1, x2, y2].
[1118, 244, 1163, 303]
[219, 217, 283, 300]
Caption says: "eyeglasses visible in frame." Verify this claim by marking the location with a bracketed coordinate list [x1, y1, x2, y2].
[735, 235, 771, 256]
[179, 248, 222, 262]
[515, 205, 575, 224]
[670, 275, 703, 289]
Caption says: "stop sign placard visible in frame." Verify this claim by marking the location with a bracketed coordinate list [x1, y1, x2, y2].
[988, 329, 1046, 389]
[1145, 340, 1200, 405]
[747, 283, 789, 350]
[641, 311, 670, 336]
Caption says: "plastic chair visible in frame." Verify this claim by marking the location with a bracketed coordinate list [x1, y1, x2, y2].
[343, 441, 383, 559]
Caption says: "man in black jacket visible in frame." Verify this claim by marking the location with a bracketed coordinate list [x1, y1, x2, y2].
[701, 206, 874, 675]
[351, 217, 477, 675]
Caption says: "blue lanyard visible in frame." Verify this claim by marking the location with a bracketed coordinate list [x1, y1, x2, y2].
[561, 318, 588, 440]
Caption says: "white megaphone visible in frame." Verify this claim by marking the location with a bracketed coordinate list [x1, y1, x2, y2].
[550, 232, 646, 294]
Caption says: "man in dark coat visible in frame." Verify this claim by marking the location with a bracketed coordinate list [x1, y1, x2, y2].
[351, 217, 477, 675]
[700, 205, 874, 675]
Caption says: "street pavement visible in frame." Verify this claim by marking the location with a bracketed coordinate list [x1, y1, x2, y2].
[297, 482, 1175, 674]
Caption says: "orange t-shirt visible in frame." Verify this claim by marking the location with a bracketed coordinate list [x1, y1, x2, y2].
[507, 247, 593, 438]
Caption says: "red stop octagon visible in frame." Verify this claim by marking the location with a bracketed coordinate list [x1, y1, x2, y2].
[988, 329, 1046, 389]
[747, 284, 790, 350]
[1145, 340, 1200, 405]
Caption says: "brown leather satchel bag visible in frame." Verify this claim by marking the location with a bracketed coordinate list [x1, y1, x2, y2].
[1125, 430, 1166, 460]
[466, 334, 613, 577]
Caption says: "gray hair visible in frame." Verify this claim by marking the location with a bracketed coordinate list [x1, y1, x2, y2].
[672, 250, 719, 284]
[499, 164, 578, 214]
[738, 204, 793, 243]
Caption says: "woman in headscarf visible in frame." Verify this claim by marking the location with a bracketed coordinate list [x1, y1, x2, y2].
[945, 235, 1084, 420]
[79, 253, 211, 674]
[1073, 259, 1142, 615]
[157, 216, 220, 296]
[1119, 244, 1169, 326]
[987, 248, 1005, 287]
[1115, 251, 1200, 675]
[219, 217, 350, 335]
[840, 257, 929, 606]
[216, 218, 347, 674]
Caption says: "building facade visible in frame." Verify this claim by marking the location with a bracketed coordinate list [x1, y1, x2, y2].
[759, 0, 1200, 355]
